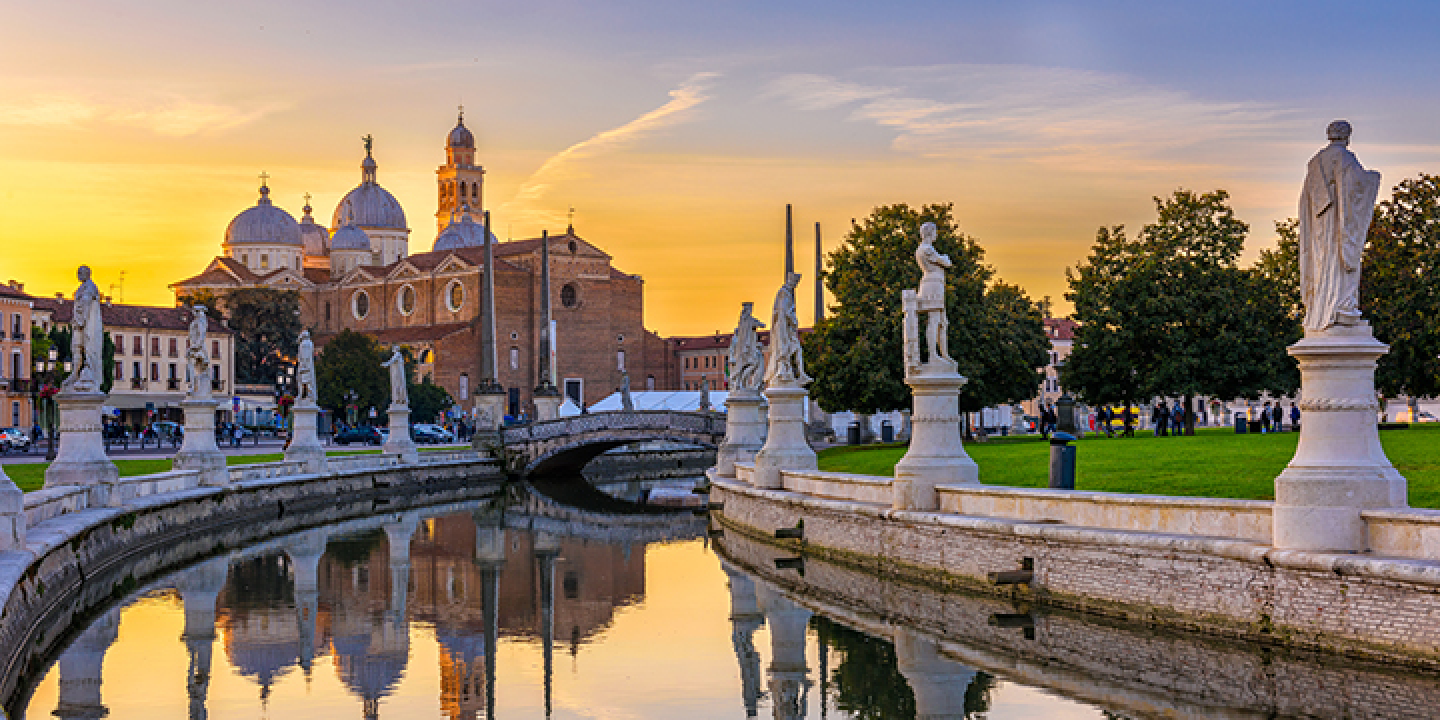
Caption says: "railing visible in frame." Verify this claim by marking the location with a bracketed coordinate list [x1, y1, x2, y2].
[500, 410, 725, 444]
[108, 470, 202, 506]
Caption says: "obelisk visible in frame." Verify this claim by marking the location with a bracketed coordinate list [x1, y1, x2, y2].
[473, 211, 507, 448]
[533, 230, 563, 420]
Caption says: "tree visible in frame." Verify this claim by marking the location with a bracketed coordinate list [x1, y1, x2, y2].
[315, 329, 387, 422]
[409, 377, 453, 424]
[1063, 190, 1296, 433]
[805, 203, 1048, 417]
[227, 287, 301, 384]
[1362, 174, 1440, 411]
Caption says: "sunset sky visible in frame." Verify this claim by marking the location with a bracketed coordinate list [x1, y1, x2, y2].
[4, 0, 1440, 336]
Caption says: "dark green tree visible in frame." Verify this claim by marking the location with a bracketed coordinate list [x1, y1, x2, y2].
[1249, 219, 1304, 395]
[315, 329, 387, 422]
[806, 203, 1048, 417]
[409, 377, 453, 424]
[227, 287, 302, 383]
[1362, 174, 1440, 414]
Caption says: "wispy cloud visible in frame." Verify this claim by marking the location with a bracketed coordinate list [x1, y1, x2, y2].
[765, 65, 1302, 173]
[503, 72, 720, 226]
[0, 93, 282, 136]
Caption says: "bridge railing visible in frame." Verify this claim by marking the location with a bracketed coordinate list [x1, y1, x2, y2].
[500, 410, 725, 445]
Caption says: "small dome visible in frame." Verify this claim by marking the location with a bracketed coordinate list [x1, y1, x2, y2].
[331, 223, 372, 251]
[432, 211, 495, 252]
[299, 198, 330, 257]
[225, 185, 303, 247]
[447, 113, 474, 149]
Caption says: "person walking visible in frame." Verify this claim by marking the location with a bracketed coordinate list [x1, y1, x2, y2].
[1273, 402, 1286, 432]
[1261, 402, 1272, 433]
[1172, 402, 1185, 437]
[1153, 400, 1169, 437]
[1290, 402, 1300, 431]
[1122, 405, 1135, 437]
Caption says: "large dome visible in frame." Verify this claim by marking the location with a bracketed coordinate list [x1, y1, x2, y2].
[225, 185, 302, 246]
[332, 146, 407, 230]
[432, 211, 495, 252]
[331, 223, 372, 251]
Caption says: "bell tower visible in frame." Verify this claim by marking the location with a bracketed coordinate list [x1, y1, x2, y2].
[437, 108, 485, 234]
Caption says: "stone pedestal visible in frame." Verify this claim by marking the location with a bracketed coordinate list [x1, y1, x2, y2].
[44, 391, 119, 489]
[716, 393, 767, 478]
[1274, 325, 1407, 552]
[285, 402, 326, 474]
[174, 398, 227, 486]
[752, 384, 816, 489]
[382, 403, 420, 463]
[471, 390, 507, 452]
[894, 370, 978, 511]
[0, 467, 23, 551]
[534, 391, 562, 422]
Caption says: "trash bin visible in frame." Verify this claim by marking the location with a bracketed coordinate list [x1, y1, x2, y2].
[880, 421, 894, 443]
[1049, 432, 1076, 489]
[1234, 412, 1247, 434]
[847, 422, 861, 445]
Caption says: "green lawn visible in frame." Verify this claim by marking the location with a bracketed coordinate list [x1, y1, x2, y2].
[818, 424, 1440, 508]
[1, 448, 388, 493]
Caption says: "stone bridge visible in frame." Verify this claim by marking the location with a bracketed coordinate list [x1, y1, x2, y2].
[500, 410, 725, 477]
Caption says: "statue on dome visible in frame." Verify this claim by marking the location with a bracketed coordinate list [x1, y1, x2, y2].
[362, 134, 373, 156]
[1299, 120, 1382, 333]
[64, 265, 104, 394]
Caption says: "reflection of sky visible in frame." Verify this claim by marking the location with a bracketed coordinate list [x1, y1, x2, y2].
[5, 1, 1440, 333]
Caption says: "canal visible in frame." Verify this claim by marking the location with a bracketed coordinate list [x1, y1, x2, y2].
[15, 477, 1440, 719]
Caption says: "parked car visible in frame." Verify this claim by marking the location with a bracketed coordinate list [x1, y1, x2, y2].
[0, 428, 31, 451]
[334, 426, 383, 446]
[412, 423, 455, 443]
[1394, 409, 1438, 423]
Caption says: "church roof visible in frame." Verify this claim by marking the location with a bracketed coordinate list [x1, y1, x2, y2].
[171, 257, 263, 289]
[331, 223, 372, 251]
[493, 230, 609, 260]
[226, 184, 303, 247]
[432, 212, 496, 252]
[299, 200, 331, 257]
[34, 299, 231, 334]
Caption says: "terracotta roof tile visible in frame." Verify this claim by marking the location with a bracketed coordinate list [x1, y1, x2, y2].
[38, 299, 232, 334]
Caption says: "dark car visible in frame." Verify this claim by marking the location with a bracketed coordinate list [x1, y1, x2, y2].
[412, 425, 449, 444]
[334, 426, 382, 446]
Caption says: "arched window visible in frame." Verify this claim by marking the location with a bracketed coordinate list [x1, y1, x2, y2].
[459, 181, 467, 198]
[471, 184, 477, 199]
[446, 280, 465, 312]
[397, 284, 416, 316]
[353, 290, 371, 320]
[560, 283, 578, 308]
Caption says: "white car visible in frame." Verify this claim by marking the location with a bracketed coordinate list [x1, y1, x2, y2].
[0, 428, 31, 451]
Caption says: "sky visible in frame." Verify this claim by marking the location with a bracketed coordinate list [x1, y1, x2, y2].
[3, 0, 1440, 336]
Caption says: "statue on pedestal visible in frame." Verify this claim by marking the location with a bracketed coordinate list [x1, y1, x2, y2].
[1299, 120, 1382, 333]
[296, 330, 317, 404]
[620, 373, 634, 411]
[383, 347, 408, 406]
[64, 266, 104, 393]
[915, 222, 954, 366]
[764, 272, 810, 387]
[185, 306, 211, 398]
[729, 302, 766, 395]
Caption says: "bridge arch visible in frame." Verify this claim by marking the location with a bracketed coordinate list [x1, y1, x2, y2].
[500, 411, 725, 477]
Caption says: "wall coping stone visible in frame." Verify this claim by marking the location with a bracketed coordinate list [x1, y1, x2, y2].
[936, 483, 1272, 512]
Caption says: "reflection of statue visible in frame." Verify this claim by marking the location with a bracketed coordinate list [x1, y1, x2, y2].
[383, 347, 408, 406]
[620, 373, 634, 411]
[185, 306, 211, 397]
[728, 302, 766, 394]
[915, 222, 953, 364]
[1299, 120, 1382, 333]
[65, 265, 104, 393]
[764, 273, 811, 386]
[296, 330, 317, 403]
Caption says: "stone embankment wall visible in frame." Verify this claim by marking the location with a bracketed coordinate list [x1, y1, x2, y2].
[0, 457, 503, 711]
[718, 528, 1440, 720]
[714, 466, 1440, 669]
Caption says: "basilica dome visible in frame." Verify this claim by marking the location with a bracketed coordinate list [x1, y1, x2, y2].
[432, 211, 496, 251]
[331, 223, 372, 251]
[298, 199, 330, 257]
[332, 149, 407, 230]
[225, 185, 302, 246]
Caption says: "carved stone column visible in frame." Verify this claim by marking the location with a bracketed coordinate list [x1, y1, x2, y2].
[44, 390, 119, 489]
[758, 584, 811, 720]
[1274, 325, 1407, 551]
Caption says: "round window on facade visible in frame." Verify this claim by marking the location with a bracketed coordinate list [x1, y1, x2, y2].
[446, 280, 465, 312]
[568, 240, 577, 254]
[560, 283, 578, 308]
[352, 290, 371, 320]
[397, 284, 416, 316]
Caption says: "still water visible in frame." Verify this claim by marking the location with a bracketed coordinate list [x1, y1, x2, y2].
[18, 480, 1440, 720]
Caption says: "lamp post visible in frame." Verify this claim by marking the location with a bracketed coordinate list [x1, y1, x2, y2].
[42, 346, 62, 461]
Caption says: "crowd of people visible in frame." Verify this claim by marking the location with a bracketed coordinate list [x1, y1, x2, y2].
[1033, 399, 1302, 439]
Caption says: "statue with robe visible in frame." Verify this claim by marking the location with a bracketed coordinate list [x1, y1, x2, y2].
[620, 373, 634, 411]
[728, 302, 766, 394]
[383, 347, 408, 406]
[764, 272, 811, 386]
[296, 330, 317, 404]
[185, 305, 211, 398]
[1299, 120, 1382, 333]
[64, 266, 104, 393]
[915, 222, 954, 365]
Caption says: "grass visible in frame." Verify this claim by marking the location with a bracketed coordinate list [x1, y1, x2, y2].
[1, 447, 391, 493]
[818, 424, 1440, 508]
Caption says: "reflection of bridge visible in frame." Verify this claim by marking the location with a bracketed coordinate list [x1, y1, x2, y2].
[500, 411, 725, 476]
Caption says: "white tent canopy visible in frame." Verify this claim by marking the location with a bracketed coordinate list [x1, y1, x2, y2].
[577, 391, 729, 415]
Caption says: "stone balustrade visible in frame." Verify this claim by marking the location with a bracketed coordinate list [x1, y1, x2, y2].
[227, 461, 311, 483]
[417, 449, 482, 464]
[325, 454, 403, 472]
[1362, 508, 1440, 561]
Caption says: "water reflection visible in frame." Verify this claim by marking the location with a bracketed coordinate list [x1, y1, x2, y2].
[23, 484, 1440, 720]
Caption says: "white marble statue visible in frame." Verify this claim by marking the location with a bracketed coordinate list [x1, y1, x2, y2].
[296, 330, 317, 404]
[185, 305, 211, 397]
[383, 347, 408, 406]
[915, 222, 953, 364]
[699, 377, 712, 412]
[1299, 120, 1381, 333]
[64, 266, 104, 393]
[764, 272, 811, 386]
[728, 302, 766, 394]
[620, 373, 634, 411]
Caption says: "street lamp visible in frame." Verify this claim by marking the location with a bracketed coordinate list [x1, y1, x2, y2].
[42, 346, 59, 461]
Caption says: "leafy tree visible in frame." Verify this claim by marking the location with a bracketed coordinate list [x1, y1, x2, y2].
[228, 287, 301, 384]
[806, 203, 1048, 417]
[1064, 190, 1296, 433]
[315, 329, 387, 422]
[178, 288, 226, 322]
[409, 377, 453, 424]
[1249, 219, 1303, 394]
[1362, 174, 1440, 412]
